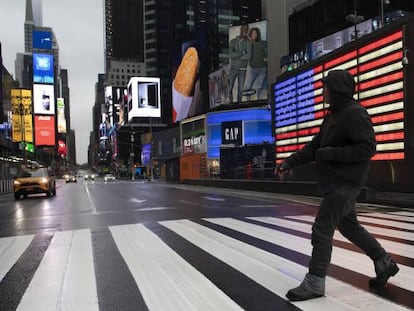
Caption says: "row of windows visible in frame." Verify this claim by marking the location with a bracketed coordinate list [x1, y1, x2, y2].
[111, 68, 140, 74]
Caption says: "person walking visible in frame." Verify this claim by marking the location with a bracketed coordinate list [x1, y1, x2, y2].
[275, 69, 399, 301]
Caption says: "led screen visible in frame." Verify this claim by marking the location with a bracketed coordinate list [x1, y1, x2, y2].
[206, 108, 273, 158]
[33, 84, 55, 115]
[33, 30, 52, 50]
[127, 77, 161, 118]
[34, 115, 55, 146]
[33, 53, 54, 84]
[274, 30, 404, 162]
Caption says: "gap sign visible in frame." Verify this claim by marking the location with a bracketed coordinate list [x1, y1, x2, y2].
[221, 120, 243, 146]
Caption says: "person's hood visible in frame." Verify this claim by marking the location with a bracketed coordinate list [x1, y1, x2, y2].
[324, 70, 355, 111]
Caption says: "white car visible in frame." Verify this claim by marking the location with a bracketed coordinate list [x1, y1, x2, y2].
[104, 174, 116, 182]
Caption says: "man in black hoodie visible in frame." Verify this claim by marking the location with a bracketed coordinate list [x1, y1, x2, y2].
[276, 69, 399, 301]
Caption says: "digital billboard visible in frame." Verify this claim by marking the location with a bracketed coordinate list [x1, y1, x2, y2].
[127, 77, 161, 119]
[34, 115, 55, 146]
[274, 30, 404, 162]
[172, 36, 208, 123]
[33, 30, 52, 50]
[11, 89, 33, 143]
[33, 84, 55, 115]
[33, 53, 54, 84]
[57, 98, 66, 133]
[209, 20, 268, 107]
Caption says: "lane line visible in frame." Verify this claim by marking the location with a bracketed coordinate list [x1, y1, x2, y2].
[17, 230, 99, 311]
[161, 219, 409, 311]
[110, 223, 243, 311]
[248, 216, 414, 258]
[205, 218, 414, 292]
[288, 215, 414, 241]
[0, 235, 34, 282]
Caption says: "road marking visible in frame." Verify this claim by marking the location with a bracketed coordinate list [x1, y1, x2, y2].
[84, 184, 97, 214]
[161, 219, 407, 311]
[202, 196, 226, 202]
[17, 229, 99, 311]
[110, 223, 243, 311]
[0, 235, 34, 282]
[206, 217, 414, 292]
[129, 198, 147, 204]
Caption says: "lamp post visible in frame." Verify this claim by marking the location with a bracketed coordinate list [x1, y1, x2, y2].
[130, 131, 135, 180]
[18, 100, 27, 167]
[380, 0, 390, 28]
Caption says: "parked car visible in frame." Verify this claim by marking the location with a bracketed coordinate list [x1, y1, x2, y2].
[65, 174, 77, 183]
[104, 174, 116, 182]
[13, 167, 56, 200]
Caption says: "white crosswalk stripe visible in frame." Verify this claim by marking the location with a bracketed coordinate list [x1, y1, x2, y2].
[0, 211, 412, 310]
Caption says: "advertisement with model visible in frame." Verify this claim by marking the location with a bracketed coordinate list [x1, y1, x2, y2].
[208, 20, 268, 107]
[127, 77, 161, 119]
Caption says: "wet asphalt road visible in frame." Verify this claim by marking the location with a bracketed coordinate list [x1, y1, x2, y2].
[0, 178, 412, 311]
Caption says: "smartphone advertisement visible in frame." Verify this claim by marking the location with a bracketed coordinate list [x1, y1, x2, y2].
[33, 84, 55, 115]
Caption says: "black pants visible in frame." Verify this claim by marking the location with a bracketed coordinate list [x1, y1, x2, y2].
[309, 184, 387, 277]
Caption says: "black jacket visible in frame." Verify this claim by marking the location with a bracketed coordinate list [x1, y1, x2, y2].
[284, 70, 376, 194]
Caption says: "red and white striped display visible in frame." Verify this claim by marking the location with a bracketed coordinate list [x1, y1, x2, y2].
[274, 30, 404, 162]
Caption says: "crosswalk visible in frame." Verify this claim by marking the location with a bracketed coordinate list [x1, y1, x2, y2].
[0, 210, 413, 310]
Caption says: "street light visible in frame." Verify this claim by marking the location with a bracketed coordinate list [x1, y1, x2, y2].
[380, 0, 390, 28]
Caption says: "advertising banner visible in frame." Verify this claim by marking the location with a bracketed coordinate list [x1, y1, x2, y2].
[181, 117, 206, 155]
[33, 84, 55, 115]
[172, 37, 207, 123]
[57, 98, 66, 133]
[209, 20, 268, 107]
[127, 77, 161, 119]
[34, 115, 55, 146]
[11, 89, 33, 143]
[33, 53, 54, 84]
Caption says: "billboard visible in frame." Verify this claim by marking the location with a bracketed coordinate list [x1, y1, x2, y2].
[33, 30, 52, 50]
[57, 98, 66, 133]
[33, 84, 55, 115]
[11, 89, 33, 143]
[209, 20, 268, 107]
[34, 115, 55, 146]
[127, 77, 161, 119]
[172, 36, 208, 123]
[33, 53, 54, 84]
[274, 30, 404, 162]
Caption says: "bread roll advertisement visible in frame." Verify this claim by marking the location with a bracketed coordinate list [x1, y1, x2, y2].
[172, 40, 207, 122]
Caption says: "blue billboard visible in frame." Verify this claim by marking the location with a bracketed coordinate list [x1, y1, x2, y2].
[33, 53, 54, 84]
[206, 108, 273, 158]
[33, 30, 53, 50]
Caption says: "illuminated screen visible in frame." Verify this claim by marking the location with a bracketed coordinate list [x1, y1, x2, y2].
[33, 30, 52, 50]
[33, 53, 54, 84]
[206, 108, 273, 158]
[33, 84, 55, 115]
[127, 77, 161, 118]
[274, 30, 404, 162]
[34, 115, 55, 146]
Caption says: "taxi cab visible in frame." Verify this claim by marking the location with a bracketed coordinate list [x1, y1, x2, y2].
[13, 167, 56, 200]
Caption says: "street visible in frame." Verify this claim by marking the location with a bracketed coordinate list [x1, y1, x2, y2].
[0, 178, 413, 310]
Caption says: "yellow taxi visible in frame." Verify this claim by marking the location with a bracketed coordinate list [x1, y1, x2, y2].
[13, 167, 56, 200]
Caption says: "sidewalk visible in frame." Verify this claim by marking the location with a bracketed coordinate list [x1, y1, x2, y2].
[183, 179, 414, 209]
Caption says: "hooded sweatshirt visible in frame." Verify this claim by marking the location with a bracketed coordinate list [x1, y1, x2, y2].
[283, 70, 376, 194]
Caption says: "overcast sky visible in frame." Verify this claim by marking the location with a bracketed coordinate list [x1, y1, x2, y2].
[0, 0, 104, 164]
